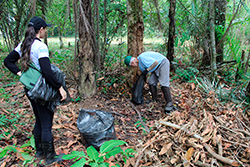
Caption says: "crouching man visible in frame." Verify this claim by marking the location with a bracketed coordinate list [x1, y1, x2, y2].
[124, 51, 173, 113]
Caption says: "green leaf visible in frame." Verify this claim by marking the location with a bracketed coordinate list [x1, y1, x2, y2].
[62, 154, 79, 160]
[100, 140, 127, 154]
[0, 149, 8, 159]
[30, 136, 35, 148]
[21, 152, 33, 160]
[89, 162, 99, 167]
[105, 147, 123, 159]
[21, 140, 31, 148]
[86, 146, 99, 161]
[99, 162, 110, 167]
[71, 158, 87, 167]
[63, 151, 87, 160]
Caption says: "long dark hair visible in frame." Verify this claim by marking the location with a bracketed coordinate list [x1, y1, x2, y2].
[21, 25, 37, 71]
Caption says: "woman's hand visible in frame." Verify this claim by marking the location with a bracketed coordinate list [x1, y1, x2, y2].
[59, 86, 67, 101]
[17, 71, 22, 76]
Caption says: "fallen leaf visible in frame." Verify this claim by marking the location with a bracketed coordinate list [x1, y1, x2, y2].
[159, 142, 172, 155]
[224, 143, 231, 150]
[185, 147, 194, 161]
[170, 156, 179, 164]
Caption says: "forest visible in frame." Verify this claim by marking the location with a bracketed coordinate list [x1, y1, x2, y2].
[0, 0, 250, 166]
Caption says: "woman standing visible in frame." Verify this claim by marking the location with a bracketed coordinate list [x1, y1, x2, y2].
[4, 16, 66, 165]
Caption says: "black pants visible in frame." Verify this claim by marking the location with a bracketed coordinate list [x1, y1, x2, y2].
[26, 88, 54, 142]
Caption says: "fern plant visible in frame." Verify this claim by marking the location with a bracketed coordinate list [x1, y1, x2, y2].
[62, 140, 136, 167]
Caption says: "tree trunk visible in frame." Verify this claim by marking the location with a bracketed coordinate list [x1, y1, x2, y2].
[235, 50, 245, 81]
[78, 0, 96, 98]
[73, 0, 79, 71]
[209, 0, 218, 81]
[101, 0, 107, 69]
[215, 0, 227, 63]
[167, 0, 176, 70]
[244, 49, 250, 73]
[94, 0, 100, 69]
[58, 27, 64, 49]
[201, 0, 210, 66]
[42, 8, 48, 45]
[153, 0, 162, 30]
[127, 0, 144, 82]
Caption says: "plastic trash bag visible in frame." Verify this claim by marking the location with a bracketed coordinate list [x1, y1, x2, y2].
[131, 74, 146, 105]
[27, 64, 71, 111]
[77, 109, 116, 149]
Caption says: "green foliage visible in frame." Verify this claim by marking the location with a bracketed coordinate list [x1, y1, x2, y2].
[195, 76, 240, 102]
[172, 66, 199, 82]
[0, 136, 35, 166]
[46, 0, 75, 38]
[0, 109, 28, 140]
[62, 140, 136, 167]
[71, 97, 81, 102]
[105, 41, 127, 70]
[135, 117, 150, 135]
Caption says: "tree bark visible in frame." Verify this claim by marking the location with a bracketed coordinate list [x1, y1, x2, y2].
[100, 0, 107, 69]
[201, 0, 211, 66]
[215, 0, 227, 63]
[127, 0, 144, 82]
[167, 0, 176, 69]
[73, 0, 79, 71]
[235, 50, 245, 81]
[153, 0, 162, 30]
[209, 0, 218, 81]
[78, 0, 96, 98]
[94, 0, 100, 69]
[244, 49, 250, 73]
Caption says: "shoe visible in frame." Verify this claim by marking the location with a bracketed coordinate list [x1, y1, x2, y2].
[161, 86, 173, 113]
[34, 135, 44, 158]
[42, 139, 64, 165]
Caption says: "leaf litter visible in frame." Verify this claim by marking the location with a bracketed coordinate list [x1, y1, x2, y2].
[0, 71, 250, 167]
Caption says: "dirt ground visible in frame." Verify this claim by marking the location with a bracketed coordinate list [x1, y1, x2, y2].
[1, 73, 250, 166]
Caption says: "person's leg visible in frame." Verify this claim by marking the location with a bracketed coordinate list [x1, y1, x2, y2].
[28, 97, 43, 158]
[36, 103, 53, 142]
[34, 102, 64, 165]
[158, 59, 173, 112]
[148, 72, 158, 102]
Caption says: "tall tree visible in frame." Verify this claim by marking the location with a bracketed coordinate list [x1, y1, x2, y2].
[78, 0, 96, 97]
[215, 0, 227, 63]
[153, 0, 162, 30]
[209, 0, 218, 81]
[201, 0, 211, 66]
[73, 0, 79, 71]
[101, 0, 107, 69]
[94, 0, 101, 69]
[167, 0, 176, 68]
[127, 0, 144, 81]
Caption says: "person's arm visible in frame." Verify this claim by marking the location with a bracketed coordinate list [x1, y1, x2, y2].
[39, 57, 67, 101]
[4, 50, 21, 75]
[39, 57, 62, 89]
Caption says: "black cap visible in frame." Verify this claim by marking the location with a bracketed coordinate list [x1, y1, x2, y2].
[28, 16, 51, 31]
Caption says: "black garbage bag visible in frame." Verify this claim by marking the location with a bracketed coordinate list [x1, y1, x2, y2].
[131, 74, 146, 105]
[77, 109, 116, 149]
[27, 64, 71, 111]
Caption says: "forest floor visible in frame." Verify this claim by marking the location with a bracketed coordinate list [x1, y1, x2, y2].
[0, 66, 250, 167]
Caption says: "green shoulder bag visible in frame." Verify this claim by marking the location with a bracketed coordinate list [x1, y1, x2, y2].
[19, 62, 42, 90]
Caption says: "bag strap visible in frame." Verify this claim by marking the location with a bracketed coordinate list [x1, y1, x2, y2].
[28, 62, 41, 73]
